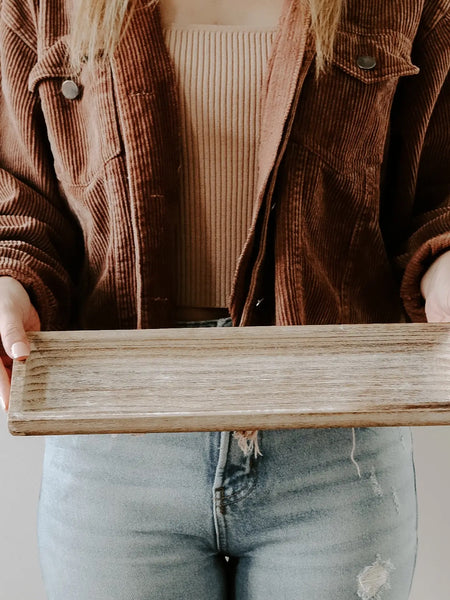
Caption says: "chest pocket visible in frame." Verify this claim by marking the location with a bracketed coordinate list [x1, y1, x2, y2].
[291, 29, 420, 170]
[28, 37, 122, 187]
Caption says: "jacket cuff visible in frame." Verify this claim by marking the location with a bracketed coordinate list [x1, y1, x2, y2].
[400, 232, 450, 322]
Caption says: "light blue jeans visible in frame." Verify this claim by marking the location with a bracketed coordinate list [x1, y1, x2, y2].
[37, 320, 417, 599]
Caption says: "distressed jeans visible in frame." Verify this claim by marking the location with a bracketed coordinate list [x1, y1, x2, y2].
[38, 320, 417, 599]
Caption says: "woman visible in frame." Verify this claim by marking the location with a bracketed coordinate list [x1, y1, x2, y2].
[0, 0, 448, 597]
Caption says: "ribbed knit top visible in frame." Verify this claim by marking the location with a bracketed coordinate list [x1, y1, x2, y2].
[163, 25, 277, 309]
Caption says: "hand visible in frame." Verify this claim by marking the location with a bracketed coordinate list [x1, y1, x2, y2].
[0, 276, 41, 411]
[420, 251, 450, 323]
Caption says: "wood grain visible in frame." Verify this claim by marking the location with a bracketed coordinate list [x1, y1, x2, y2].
[7, 323, 450, 436]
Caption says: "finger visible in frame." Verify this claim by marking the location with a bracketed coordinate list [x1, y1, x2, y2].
[0, 307, 30, 360]
[0, 358, 11, 411]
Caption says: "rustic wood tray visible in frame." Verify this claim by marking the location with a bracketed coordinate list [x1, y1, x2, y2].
[7, 323, 450, 436]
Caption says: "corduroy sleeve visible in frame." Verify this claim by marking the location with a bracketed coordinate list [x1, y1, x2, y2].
[392, 10, 450, 322]
[0, 17, 83, 330]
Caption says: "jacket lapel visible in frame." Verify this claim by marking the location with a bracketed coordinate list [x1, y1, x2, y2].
[231, 0, 316, 324]
[256, 0, 314, 207]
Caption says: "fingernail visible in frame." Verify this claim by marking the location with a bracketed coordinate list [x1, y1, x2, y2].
[11, 342, 29, 359]
[0, 395, 5, 412]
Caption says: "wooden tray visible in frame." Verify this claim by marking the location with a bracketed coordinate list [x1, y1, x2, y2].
[8, 323, 450, 436]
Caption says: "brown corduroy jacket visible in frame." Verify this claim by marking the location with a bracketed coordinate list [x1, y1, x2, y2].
[0, 0, 449, 331]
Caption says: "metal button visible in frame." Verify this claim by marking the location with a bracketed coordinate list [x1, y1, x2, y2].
[61, 80, 80, 100]
[356, 55, 377, 70]
[255, 298, 265, 308]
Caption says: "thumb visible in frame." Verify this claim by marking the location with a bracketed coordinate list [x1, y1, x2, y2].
[0, 308, 31, 360]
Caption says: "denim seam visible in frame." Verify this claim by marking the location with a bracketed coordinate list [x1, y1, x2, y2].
[212, 432, 231, 553]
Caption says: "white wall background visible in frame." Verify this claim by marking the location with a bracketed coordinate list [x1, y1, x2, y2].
[1, 421, 449, 599]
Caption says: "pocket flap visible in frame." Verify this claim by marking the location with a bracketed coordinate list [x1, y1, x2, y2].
[332, 30, 420, 83]
[28, 37, 71, 93]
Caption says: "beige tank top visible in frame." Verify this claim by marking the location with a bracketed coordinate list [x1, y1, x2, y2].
[163, 24, 277, 309]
